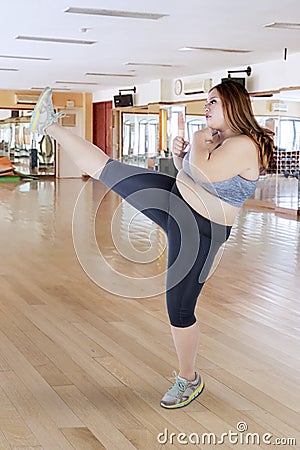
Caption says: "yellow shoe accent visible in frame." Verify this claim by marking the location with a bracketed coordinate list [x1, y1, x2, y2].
[30, 87, 51, 134]
[161, 381, 205, 409]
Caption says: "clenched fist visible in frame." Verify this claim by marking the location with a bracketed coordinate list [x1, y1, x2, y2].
[172, 136, 189, 158]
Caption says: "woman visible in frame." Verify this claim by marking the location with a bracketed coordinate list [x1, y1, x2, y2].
[30, 81, 273, 409]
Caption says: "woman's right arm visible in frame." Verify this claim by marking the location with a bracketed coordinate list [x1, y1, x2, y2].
[172, 136, 189, 170]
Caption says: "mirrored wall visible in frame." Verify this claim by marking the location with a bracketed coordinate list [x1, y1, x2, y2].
[122, 112, 159, 168]
[0, 109, 55, 176]
[119, 90, 300, 215]
[251, 90, 300, 213]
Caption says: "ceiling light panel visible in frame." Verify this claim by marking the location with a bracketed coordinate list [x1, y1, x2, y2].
[0, 54, 50, 61]
[31, 87, 71, 91]
[85, 72, 135, 77]
[64, 7, 168, 20]
[179, 46, 251, 53]
[125, 62, 174, 68]
[55, 81, 99, 85]
[15, 35, 96, 45]
[264, 22, 300, 30]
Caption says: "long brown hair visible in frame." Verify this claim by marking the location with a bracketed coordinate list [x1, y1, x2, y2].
[211, 81, 274, 169]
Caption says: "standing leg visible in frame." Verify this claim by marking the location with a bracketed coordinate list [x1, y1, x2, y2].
[160, 184, 231, 409]
[171, 322, 200, 381]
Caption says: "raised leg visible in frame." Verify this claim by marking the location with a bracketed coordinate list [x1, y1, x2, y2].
[30, 87, 110, 179]
[47, 123, 109, 179]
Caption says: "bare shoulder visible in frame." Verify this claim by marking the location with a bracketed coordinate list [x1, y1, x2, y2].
[221, 134, 258, 159]
[224, 135, 259, 178]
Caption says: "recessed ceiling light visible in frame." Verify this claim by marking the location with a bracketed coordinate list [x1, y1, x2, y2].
[0, 54, 50, 61]
[125, 62, 175, 68]
[264, 22, 300, 30]
[179, 46, 251, 53]
[31, 87, 72, 91]
[55, 81, 99, 85]
[15, 35, 96, 45]
[85, 72, 135, 77]
[0, 68, 19, 71]
[64, 7, 168, 20]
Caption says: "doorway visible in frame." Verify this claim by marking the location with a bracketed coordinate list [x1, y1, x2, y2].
[93, 101, 113, 157]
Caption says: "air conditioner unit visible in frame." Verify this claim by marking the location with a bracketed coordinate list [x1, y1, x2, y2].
[270, 102, 288, 113]
[183, 78, 212, 95]
[15, 94, 40, 105]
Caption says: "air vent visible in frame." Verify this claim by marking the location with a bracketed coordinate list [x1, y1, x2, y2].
[15, 35, 96, 45]
[64, 7, 168, 20]
[179, 46, 251, 53]
[183, 78, 212, 95]
[270, 102, 288, 113]
[15, 94, 40, 105]
[264, 22, 300, 30]
[0, 68, 18, 72]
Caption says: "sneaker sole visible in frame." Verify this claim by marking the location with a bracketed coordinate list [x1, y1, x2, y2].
[30, 87, 51, 134]
[160, 381, 205, 409]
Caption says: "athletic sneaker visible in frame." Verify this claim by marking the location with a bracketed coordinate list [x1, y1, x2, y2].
[160, 371, 204, 409]
[30, 87, 65, 135]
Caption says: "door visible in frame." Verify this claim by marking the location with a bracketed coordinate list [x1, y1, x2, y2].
[93, 101, 113, 157]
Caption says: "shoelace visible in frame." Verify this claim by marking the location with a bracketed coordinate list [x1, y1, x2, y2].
[52, 111, 67, 121]
[167, 370, 188, 395]
[42, 111, 67, 135]
[48, 103, 67, 122]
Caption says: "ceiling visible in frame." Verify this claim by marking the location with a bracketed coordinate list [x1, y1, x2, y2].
[1, 0, 300, 93]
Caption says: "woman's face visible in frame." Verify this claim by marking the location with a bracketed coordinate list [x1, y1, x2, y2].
[204, 89, 227, 131]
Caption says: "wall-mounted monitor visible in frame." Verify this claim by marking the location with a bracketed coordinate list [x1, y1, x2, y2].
[221, 77, 246, 87]
[113, 94, 133, 108]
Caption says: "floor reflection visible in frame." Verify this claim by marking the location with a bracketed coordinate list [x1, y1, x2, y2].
[13, 157, 55, 176]
[1, 178, 299, 298]
[253, 174, 298, 210]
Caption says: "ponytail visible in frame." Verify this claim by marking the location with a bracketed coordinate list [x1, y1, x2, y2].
[212, 81, 275, 169]
[248, 127, 274, 169]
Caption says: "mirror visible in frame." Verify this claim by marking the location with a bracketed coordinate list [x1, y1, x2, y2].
[0, 109, 55, 176]
[251, 89, 300, 214]
[119, 92, 300, 215]
[121, 112, 159, 168]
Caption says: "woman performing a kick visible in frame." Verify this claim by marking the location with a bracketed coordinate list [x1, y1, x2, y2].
[30, 80, 273, 409]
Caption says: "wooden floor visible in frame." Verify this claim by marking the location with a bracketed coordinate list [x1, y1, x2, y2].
[0, 178, 299, 450]
[253, 174, 299, 210]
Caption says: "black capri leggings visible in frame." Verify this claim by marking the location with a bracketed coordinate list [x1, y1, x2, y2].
[99, 159, 231, 328]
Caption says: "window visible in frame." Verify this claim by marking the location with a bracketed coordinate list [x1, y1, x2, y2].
[186, 117, 206, 142]
[123, 120, 132, 155]
[148, 119, 159, 155]
[138, 119, 148, 155]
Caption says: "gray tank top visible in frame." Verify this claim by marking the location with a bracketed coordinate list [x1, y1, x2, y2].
[182, 149, 258, 207]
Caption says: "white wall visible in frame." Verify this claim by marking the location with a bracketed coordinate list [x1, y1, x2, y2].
[56, 109, 84, 178]
[93, 51, 300, 106]
[93, 79, 161, 106]
[245, 52, 300, 92]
